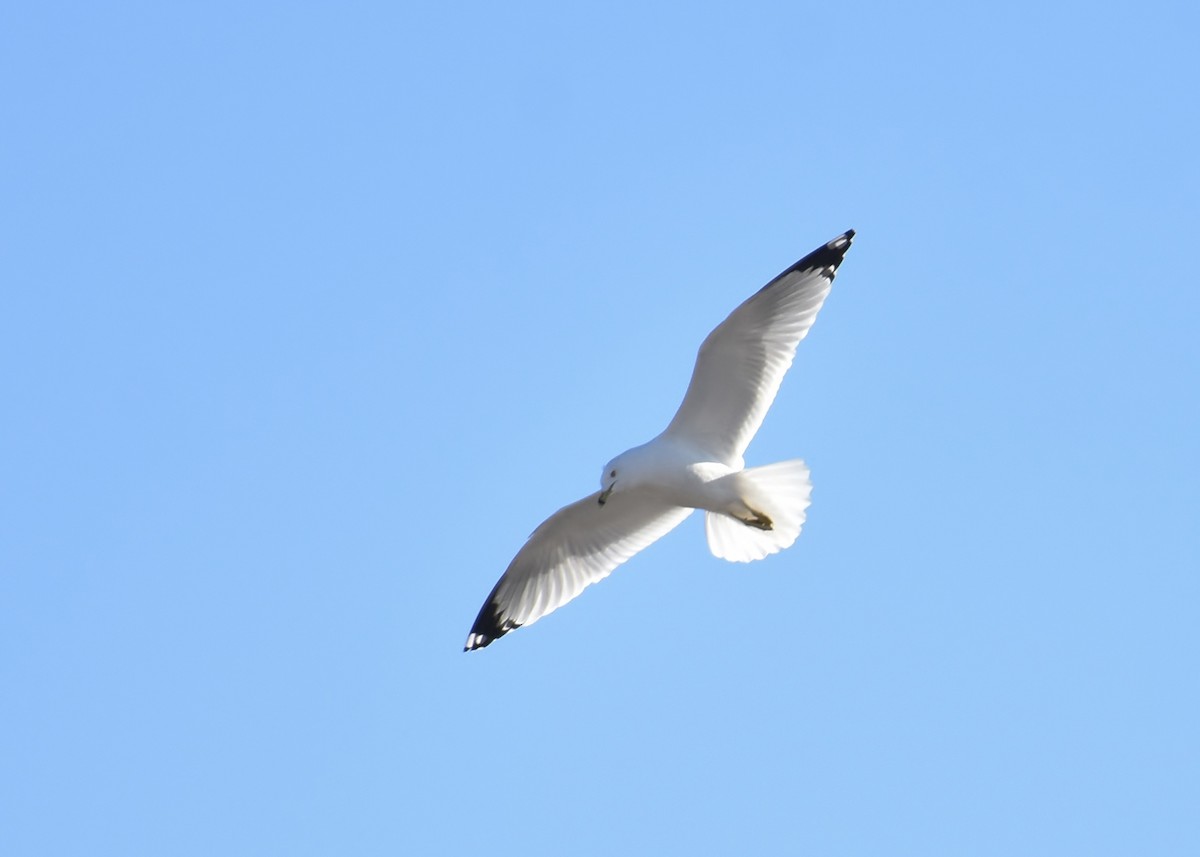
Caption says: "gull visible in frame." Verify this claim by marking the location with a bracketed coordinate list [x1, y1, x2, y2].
[464, 230, 855, 651]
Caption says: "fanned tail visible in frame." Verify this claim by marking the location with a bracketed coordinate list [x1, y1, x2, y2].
[705, 459, 813, 563]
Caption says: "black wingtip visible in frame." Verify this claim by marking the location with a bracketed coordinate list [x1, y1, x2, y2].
[463, 595, 521, 652]
[766, 229, 856, 286]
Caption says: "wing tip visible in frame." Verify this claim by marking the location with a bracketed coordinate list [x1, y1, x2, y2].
[463, 601, 521, 652]
[771, 229, 856, 285]
[463, 633, 489, 652]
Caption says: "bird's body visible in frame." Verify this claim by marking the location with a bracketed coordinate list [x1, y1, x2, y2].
[601, 437, 736, 511]
[465, 230, 855, 651]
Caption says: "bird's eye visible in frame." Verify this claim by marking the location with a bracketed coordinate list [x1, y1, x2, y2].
[610, 470, 616, 478]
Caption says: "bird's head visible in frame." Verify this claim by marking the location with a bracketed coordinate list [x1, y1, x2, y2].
[598, 454, 626, 506]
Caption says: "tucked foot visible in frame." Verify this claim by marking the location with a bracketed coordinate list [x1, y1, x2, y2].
[739, 509, 774, 531]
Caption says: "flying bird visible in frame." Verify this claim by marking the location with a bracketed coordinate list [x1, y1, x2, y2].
[465, 230, 855, 650]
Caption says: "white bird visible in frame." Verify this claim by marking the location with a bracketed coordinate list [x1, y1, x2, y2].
[465, 230, 855, 651]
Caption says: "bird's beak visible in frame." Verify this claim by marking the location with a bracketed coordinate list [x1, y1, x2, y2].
[598, 485, 614, 506]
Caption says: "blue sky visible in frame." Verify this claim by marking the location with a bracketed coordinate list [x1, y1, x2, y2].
[2, 1, 1197, 854]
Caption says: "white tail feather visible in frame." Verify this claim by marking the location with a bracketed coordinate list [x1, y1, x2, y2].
[705, 459, 813, 563]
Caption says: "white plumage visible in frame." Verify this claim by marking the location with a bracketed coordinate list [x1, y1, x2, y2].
[465, 230, 855, 651]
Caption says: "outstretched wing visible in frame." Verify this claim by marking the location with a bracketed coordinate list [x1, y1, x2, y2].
[662, 230, 854, 464]
[465, 492, 693, 650]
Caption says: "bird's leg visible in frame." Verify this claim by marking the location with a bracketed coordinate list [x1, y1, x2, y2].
[738, 509, 774, 531]
[722, 495, 774, 531]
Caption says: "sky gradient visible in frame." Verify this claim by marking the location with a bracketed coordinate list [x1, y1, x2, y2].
[3, 2, 1197, 854]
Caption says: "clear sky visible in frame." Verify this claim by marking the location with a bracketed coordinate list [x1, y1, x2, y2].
[3, 1, 1197, 854]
